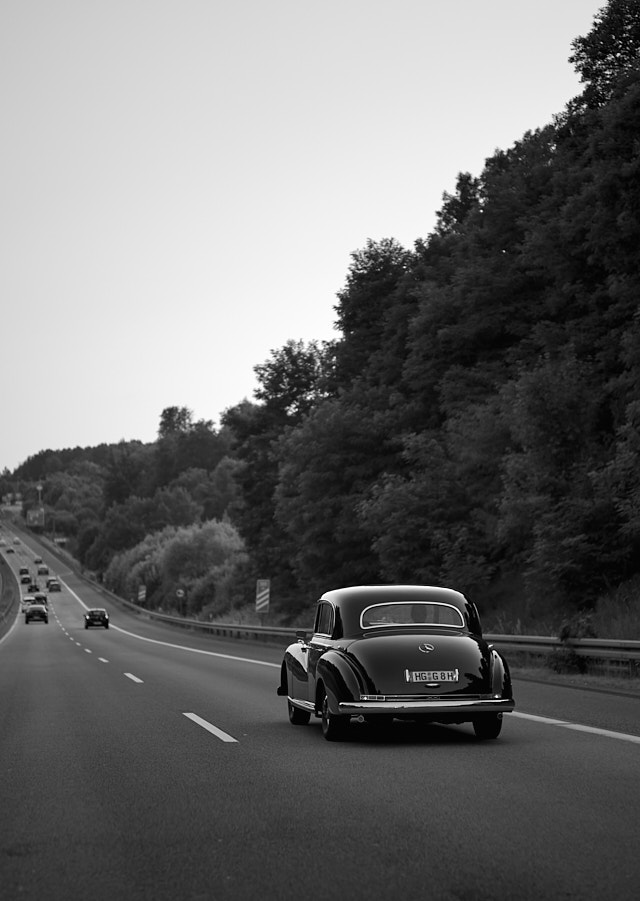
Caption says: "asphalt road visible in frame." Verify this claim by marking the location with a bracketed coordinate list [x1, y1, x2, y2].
[1, 539, 640, 901]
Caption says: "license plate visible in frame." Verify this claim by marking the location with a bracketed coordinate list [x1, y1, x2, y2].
[405, 669, 459, 683]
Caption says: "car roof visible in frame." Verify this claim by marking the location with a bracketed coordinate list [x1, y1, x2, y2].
[317, 585, 480, 638]
[87, 608, 106, 613]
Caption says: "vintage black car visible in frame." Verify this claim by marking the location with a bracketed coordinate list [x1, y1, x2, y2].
[85, 608, 109, 629]
[277, 585, 515, 741]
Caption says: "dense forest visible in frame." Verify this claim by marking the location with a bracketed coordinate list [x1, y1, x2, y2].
[2, 1, 639, 630]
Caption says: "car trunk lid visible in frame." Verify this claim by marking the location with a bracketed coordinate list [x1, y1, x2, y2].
[344, 631, 492, 697]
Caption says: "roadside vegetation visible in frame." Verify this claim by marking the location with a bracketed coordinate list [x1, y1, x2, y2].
[1, 1, 639, 646]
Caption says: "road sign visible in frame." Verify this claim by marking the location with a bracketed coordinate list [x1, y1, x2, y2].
[255, 579, 270, 613]
[138, 585, 146, 602]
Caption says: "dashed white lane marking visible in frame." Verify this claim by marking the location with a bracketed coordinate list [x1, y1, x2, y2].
[98, 658, 109, 663]
[183, 712, 238, 743]
[84, 648, 92, 654]
[512, 711, 640, 744]
[124, 673, 143, 683]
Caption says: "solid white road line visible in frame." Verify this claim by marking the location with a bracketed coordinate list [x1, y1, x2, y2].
[512, 711, 640, 744]
[183, 712, 238, 743]
[62, 582, 279, 669]
[124, 673, 143, 683]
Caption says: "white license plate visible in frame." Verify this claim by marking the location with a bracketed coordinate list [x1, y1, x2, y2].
[406, 669, 459, 683]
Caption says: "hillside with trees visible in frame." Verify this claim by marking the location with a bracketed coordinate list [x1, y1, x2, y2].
[3, 0, 639, 631]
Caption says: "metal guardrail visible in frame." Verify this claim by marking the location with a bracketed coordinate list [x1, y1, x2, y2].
[4, 521, 640, 667]
[91, 583, 640, 662]
[487, 634, 640, 662]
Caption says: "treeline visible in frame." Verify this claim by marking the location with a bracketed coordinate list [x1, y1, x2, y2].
[4, 1, 640, 625]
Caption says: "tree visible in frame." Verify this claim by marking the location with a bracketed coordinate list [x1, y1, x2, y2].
[274, 398, 388, 598]
[253, 339, 334, 419]
[569, 0, 640, 108]
[434, 172, 480, 236]
[158, 406, 193, 438]
[333, 238, 413, 387]
[498, 354, 610, 606]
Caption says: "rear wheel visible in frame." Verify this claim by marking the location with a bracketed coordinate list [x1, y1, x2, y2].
[473, 713, 503, 740]
[288, 700, 310, 726]
[320, 689, 350, 741]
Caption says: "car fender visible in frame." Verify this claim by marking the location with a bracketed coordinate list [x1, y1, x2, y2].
[489, 647, 512, 698]
[277, 641, 310, 699]
[315, 650, 364, 715]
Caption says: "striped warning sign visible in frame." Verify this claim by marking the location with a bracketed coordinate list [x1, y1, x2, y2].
[255, 579, 270, 612]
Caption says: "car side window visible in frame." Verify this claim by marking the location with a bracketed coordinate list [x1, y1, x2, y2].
[314, 602, 334, 637]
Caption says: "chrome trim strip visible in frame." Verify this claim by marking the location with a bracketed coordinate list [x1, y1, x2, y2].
[338, 698, 515, 714]
[288, 697, 316, 713]
[360, 601, 465, 630]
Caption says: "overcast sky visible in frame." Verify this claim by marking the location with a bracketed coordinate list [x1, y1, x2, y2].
[1, 0, 604, 472]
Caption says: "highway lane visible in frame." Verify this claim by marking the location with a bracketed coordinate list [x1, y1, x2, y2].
[1, 546, 640, 899]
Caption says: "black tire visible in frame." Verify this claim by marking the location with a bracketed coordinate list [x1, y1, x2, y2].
[320, 689, 350, 741]
[473, 713, 503, 740]
[105, 623, 109, 629]
[288, 700, 310, 726]
[85, 624, 88, 629]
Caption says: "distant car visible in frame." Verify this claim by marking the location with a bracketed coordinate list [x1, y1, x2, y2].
[85, 608, 109, 629]
[19, 566, 29, 576]
[25, 603, 48, 624]
[37, 564, 49, 576]
[34, 556, 43, 564]
[21, 595, 36, 612]
[47, 579, 61, 592]
[13, 538, 20, 545]
[20, 573, 31, 584]
[5, 547, 15, 554]
[33, 592, 48, 607]
[27, 581, 40, 593]
[277, 585, 515, 741]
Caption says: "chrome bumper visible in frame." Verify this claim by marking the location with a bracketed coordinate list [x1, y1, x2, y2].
[338, 698, 515, 715]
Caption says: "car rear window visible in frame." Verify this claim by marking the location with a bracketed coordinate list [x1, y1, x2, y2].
[360, 602, 464, 629]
